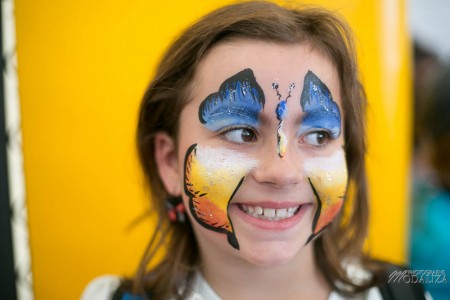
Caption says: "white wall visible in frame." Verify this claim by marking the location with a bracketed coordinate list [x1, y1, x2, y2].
[410, 0, 450, 62]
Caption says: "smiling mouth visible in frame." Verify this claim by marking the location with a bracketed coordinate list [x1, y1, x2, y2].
[238, 204, 304, 221]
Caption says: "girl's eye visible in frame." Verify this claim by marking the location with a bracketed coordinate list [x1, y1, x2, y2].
[302, 131, 331, 147]
[222, 128, 257, 144]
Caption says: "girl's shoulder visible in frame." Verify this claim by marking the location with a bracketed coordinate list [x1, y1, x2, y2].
[334, 262, 432, 300]
[80, 275, 122, 300]
[80, 272, 216, 300]
[375, 264, 433, 300]
[329, 287, 381, 300]
[81, 266, 432, 300]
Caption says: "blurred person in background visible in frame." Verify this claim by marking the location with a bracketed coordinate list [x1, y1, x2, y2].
[410, 61, 450, 300]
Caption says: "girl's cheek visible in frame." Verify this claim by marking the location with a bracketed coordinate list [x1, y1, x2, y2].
[183, 143, 258, 250]
[303, 149, 348, 240]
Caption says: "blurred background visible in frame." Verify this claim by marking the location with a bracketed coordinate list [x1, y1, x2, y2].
[0, 0, 448, 299]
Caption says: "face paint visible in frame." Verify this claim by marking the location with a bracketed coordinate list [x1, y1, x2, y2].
[191, 69, 264, 249]
[299, 70, 341, 138]
[184, 144, 258, 250]
[304, 149, 347, 243]
[272, 82, 295, 158]
[298, 70, 345, 243]
[199, 68, 265, 131]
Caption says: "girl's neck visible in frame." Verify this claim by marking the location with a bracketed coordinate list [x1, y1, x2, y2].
[199, 243, 331, 300]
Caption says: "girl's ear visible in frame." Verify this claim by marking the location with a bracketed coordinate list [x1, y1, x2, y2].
[154, 132, 182, 196]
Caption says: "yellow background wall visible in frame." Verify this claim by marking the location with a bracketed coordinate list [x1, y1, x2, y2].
[15, 0, 411, 299]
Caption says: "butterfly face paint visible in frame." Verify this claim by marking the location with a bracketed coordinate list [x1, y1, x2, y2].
[304, 150, 347, 243]
[184, 145, 259, 250]
[199, 68, 265, 131]
[299, 70, 341, 138]
[272, 82, 295, 158]
[186, 69, 265, 250]
[299, 70, 346, 243]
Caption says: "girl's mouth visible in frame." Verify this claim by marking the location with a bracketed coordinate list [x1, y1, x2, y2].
[238, 204, 302, 221]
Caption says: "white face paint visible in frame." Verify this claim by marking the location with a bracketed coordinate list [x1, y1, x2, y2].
[304, 149, 347, 181]
[184, 144, 259, 249]
[303, 149, 348, 236]
[196, 145, 259, 177]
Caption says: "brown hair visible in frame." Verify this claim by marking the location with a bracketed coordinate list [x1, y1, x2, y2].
[131, 1, 382, 298]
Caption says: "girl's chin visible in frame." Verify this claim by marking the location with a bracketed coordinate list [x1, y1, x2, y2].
[234, 239, 313, 268]
[224, 204, 314, 267]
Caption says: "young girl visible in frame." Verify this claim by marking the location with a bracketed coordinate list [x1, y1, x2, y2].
[82, 1, 428, 299]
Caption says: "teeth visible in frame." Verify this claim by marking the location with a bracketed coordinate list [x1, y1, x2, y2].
[276, 208, 287, 218]
[240, 205, 300, 221]
[264, 208, 275, 218]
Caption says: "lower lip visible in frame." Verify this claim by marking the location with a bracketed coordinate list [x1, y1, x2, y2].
[231, 203, 312, 230]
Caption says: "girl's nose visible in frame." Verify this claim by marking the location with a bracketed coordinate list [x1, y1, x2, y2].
[251, 145, 304, 187]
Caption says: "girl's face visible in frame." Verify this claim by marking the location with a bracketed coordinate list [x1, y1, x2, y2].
[173, 40, 347, 267]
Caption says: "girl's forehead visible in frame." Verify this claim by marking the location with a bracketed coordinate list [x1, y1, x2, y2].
[190, 39, 342, 108]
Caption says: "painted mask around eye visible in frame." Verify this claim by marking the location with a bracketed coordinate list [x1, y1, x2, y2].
[300, 70, 348, 243]
[185, 69, 264, 250]
[184, 68, 347, 249]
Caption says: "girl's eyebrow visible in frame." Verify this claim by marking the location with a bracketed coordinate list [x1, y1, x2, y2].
[198, 68, 265, 126]
[300, 70, 340, 118]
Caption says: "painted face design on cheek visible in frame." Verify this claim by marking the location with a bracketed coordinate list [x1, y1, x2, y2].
[304, 150, 348, 243]
[184, 145, 258, 250]
[299, 70, 347, 243]
[185, 69, 264, 250]
[272, 82, 295, 158]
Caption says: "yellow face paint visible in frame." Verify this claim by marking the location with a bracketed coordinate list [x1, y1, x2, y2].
[184, 144, 258, 250]
[304, 149, 348, 243]
[277, 122, 287, 158]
